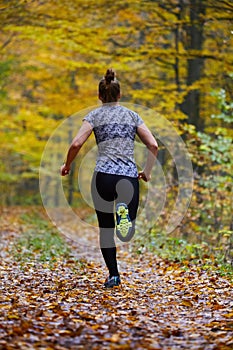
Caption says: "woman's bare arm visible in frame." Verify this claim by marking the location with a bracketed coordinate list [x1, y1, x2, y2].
[61, 121, 93, 176]
[137, 123, 158, 182]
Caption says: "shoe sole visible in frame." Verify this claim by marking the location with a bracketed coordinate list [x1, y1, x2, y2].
[116, 203, 133, 242]
[104, 282, 121, 288]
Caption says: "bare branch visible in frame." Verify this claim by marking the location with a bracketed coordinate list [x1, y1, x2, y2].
[1, 34, 14, 51]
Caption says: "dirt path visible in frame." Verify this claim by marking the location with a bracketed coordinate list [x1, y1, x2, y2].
[0, 209, 232, 350]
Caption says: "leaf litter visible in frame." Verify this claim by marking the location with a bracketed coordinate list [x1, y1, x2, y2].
[0, 208, 232, 350]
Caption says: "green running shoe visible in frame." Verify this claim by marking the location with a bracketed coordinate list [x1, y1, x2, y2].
[116, 203, 133, 242]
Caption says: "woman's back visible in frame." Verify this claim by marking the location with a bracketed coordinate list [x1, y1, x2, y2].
[84, 104, 143, 177]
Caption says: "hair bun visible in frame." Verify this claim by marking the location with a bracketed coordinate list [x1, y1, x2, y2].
[105, 68, 115, 84]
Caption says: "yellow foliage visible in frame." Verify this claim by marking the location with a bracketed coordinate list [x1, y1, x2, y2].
[0, 0, 232, 204]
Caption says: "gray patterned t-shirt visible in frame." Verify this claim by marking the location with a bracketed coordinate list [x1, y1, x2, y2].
[84, 104, 144, 177]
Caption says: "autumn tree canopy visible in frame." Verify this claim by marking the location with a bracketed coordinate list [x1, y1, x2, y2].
[0, 1, 232, 237]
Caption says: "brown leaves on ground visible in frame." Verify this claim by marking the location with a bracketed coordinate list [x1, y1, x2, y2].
[0, 208, 233, 350]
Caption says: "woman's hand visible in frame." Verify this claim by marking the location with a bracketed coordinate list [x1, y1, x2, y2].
[138, 171, 151, 182]
[60, 164, 70, 176]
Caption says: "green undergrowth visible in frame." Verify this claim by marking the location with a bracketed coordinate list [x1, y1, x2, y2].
[10, 208, 233, 278]
[134, 229, 233, 278]
[11, 211, 80, 267]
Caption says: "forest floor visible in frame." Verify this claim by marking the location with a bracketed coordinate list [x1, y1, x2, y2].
[0, 207, 232, 350]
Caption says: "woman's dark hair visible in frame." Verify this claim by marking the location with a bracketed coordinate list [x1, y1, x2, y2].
[99, 68, 120, 103]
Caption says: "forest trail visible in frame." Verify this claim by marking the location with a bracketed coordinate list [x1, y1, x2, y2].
[0, 208, 232, 350]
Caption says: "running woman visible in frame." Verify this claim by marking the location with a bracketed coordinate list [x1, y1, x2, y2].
[61, 69, 158, 288]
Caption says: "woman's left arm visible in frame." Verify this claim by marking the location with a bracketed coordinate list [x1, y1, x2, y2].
[137, 123, 158, 182]
[61, 121, 93, 176]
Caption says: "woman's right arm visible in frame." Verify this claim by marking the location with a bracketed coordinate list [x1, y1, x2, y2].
[61, 121, 93, 176]
[137, 123, 158, 182]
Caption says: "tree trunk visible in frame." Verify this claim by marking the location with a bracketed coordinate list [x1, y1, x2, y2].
[68, 119, 74, 205]
[181, 0, 206, 131]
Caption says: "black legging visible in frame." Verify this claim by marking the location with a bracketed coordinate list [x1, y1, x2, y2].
[91, 171, 139, 276]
